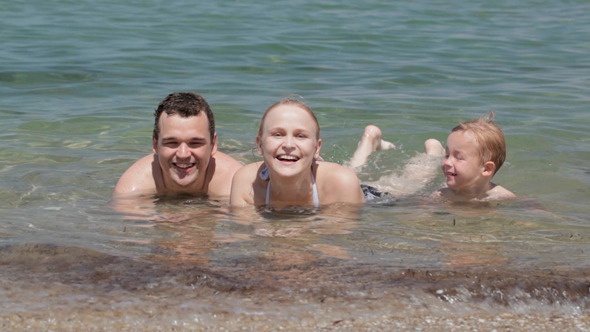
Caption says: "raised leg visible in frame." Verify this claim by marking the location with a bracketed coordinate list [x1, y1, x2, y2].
[424, 138, 444, 157]
[349, 125, 395, 169]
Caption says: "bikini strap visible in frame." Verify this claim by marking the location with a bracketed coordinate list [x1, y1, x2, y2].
[311, 173, 319, 208]
[265, 170, 320, 208]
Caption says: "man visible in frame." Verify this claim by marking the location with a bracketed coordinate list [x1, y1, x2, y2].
[113, 92, 243, 199]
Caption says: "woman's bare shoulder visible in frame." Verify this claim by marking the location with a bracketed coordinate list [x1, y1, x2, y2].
[229, 161, 264, 207]
[234, 161, 264, 178]
[316, 162, 361, 189]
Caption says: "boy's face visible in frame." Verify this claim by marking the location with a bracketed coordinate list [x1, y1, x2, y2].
[153, 112, 217, 191]
[441, 131, 489, 193]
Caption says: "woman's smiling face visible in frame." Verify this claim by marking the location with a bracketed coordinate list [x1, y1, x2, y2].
[257, 104, 321, 179]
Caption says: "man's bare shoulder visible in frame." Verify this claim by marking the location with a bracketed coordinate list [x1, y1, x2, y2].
[206, 152, 244, 197]
[212, 152, 243, 174]
[113, 154, 157, 197]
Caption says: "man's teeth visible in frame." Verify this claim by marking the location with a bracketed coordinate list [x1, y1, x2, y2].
[175, 163, 194, 169]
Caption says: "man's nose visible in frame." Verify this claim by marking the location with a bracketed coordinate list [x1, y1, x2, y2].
[177, 143, 191, 158]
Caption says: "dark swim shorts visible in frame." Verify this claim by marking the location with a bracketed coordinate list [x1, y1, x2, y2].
[361, 184, 384, 201]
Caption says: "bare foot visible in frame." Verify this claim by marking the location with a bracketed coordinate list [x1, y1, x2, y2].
[349, 125, 395, 168]
[365, 125, 396, 151]
[424, 138, 444, 157]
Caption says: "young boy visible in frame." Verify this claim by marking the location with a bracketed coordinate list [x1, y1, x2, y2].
[350, 111, 516, 201]
[433, 111, 516, 201]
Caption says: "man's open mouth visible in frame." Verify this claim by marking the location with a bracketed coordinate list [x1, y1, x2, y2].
[174, 163, 196, 170]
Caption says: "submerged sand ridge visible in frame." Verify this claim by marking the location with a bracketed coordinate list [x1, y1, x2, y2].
[0, 243, 589, 330]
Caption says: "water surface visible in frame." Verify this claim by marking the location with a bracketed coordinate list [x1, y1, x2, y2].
[1, 0, 589, 329]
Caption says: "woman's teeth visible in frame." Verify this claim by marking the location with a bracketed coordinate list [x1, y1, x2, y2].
[277, 155, 298, 161]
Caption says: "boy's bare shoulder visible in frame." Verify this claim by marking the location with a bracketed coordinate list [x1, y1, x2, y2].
[487, 183, 517, 200]
[432, 184, 516, 201]
[432, 187, 453, 200]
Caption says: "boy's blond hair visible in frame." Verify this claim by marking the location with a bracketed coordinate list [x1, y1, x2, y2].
[451, 111, 506, 175]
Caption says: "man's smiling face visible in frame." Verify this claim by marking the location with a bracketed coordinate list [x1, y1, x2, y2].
[153, 112, 217, 192]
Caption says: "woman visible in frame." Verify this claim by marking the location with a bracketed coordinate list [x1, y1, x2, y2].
[230, 98, 365, 208]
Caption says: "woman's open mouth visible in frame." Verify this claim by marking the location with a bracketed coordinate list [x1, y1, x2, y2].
[276, 154, 299, 164]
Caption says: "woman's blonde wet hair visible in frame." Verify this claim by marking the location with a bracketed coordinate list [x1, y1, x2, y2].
[452, 111, 506, 175]
[257, 97, 320, 140]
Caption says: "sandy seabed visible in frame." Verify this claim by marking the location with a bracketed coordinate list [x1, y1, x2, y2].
[1, 243, 589, 331]
[2, 299, 589, 331]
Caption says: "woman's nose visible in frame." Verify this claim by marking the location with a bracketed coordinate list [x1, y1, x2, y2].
[282, 135, 295, 148]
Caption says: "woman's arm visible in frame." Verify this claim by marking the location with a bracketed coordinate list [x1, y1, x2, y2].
[229, 163, 260, 207]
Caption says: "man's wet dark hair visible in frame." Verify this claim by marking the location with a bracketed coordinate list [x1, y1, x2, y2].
[153, 92, 215, 142]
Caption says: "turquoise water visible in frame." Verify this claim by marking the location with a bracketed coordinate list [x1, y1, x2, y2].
[1, 0, 589, 329]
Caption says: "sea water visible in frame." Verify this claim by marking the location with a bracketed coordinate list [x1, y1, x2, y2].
[1, 0, 589, 330]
